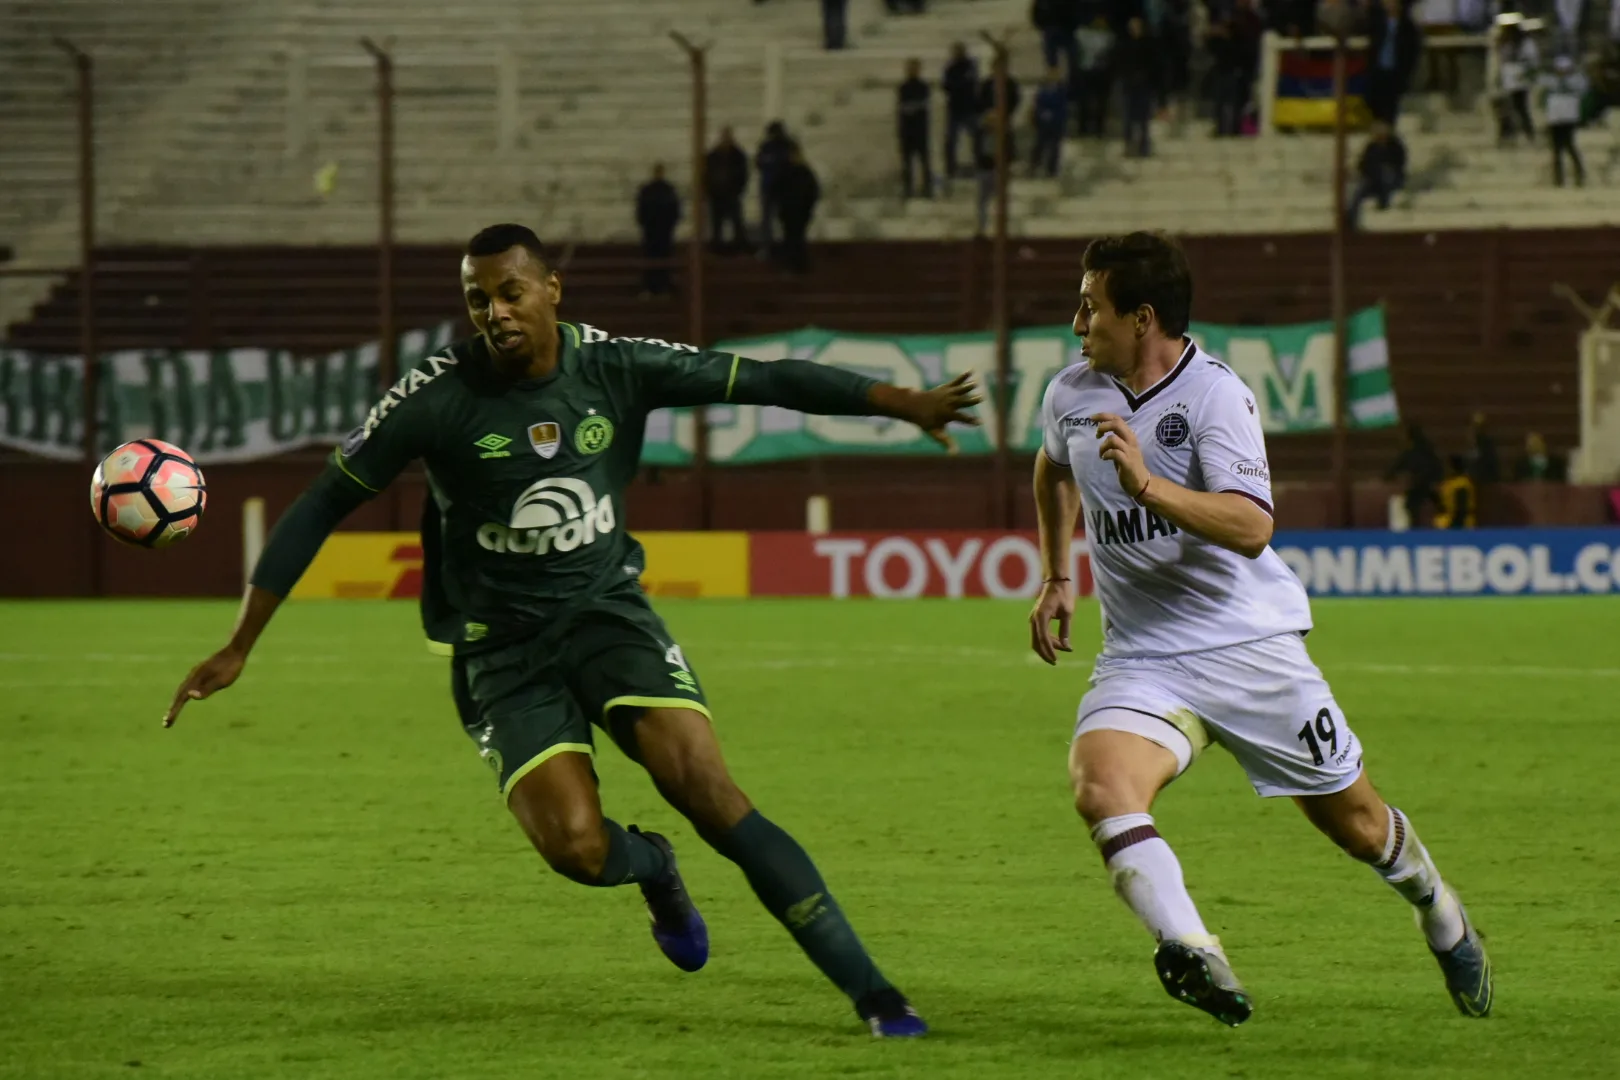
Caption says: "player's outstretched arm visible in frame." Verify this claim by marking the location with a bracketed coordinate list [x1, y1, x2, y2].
[163, 466, 369, 727]
[1030, 451, 1080, 665]
[640, 345, 982, 450]
[730, 358, 982, 450]
[1092, 412, 1274, 559]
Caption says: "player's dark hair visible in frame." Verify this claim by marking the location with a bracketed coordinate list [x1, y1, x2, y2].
[465, 223, 549, 268]
[1081, 232, 1193, 338]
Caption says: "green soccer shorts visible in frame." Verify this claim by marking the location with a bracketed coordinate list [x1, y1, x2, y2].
[450, 590, 710, 801]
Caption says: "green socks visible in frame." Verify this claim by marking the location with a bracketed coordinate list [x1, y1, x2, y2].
[588, 819, 669, 886]
[709, 810, 892, 1001]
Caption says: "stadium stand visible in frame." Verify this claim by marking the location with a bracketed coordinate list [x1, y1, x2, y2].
[5, 0, 1616, 285]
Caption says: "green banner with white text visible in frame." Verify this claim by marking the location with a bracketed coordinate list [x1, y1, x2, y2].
[639, 305, 1397, 465]
[1, 308, 1394, 463]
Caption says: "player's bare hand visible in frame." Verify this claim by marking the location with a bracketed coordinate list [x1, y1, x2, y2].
[1028, 579, 1074, 665]
[1092, 412, 1151, 500]
[901, 373, 983, 452]
[164, 646, 246, 728]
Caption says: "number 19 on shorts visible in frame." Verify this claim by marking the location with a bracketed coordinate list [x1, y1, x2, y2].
[1296, 708, 1339, 767]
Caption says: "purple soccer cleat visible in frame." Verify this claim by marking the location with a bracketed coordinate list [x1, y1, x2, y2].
[856, 988, 929, 1038]
[630, 827, 709, 972]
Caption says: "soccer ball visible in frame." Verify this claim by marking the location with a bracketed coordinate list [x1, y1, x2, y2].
[90, 439, 208, 548]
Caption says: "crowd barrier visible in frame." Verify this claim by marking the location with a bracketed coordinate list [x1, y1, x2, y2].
[290, 527, 1620, 601]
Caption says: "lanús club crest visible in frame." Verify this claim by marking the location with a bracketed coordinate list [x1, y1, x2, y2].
[1156, 412, 1190, 448]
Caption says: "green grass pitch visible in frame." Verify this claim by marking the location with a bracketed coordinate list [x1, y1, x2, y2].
[3, 597, 1620, 1079]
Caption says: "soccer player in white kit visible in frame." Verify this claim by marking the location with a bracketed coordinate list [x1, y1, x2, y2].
[1029, 233, 1492, 1024]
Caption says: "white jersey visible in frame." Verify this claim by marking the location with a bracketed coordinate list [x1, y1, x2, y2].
[1041, 341, 1312, 658]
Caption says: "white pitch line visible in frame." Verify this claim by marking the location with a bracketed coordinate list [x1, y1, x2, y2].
[1332, 661, 1620, 679]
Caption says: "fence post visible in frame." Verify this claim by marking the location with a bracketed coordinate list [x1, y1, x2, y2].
[672, 32, 713, 528]
[361, 38, 397, 391]
[763, 41, 783, 127]
[285, 49, 308, 159]
[981, 32, 1013, 528]
[496, 47, 518, 153]
[1329, 34, 1351, 527]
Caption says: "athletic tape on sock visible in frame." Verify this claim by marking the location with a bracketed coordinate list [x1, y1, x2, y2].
[1376, 807, 1408, 870]
[1091, 813, 1161, 863]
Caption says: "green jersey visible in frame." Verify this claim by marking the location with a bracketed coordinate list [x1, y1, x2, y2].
[333, 322, 877, 651]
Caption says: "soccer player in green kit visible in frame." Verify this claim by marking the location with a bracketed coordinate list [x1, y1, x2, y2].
[163, 224, 981, 1038]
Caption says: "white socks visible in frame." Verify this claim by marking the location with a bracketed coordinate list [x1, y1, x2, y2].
[1372, 807, 1467, 952]
[1091, 813, 1213, 946]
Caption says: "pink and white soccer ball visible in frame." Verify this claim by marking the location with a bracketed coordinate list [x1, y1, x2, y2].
[90, 439, 208, 548]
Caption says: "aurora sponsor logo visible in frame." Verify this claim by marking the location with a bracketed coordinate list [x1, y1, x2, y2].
[476, 477, 617, 555]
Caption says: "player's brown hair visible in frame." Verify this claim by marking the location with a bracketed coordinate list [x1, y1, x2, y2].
[1081, 231, 1193, 338]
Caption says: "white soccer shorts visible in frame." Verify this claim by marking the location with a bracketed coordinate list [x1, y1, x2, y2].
[1074, 631, 1363, 798]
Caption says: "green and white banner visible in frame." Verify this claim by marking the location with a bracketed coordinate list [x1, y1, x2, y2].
[0, 324, 460, 461]
[1, 307, 1394, 463]
[641, 305, 1397, 464]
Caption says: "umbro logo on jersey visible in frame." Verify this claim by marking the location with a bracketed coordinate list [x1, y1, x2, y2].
[474, 433, 512, 459]
[477, 477, 617, 556]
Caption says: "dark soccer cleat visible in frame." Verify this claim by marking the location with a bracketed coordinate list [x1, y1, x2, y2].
[1154, 937, 1253, 1027]
[630, 827, 709, 973]
[1428, 902, 1493, 1017]
[856, 987, 929, 1038]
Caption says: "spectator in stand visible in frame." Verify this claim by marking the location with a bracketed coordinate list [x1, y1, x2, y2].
[1030, 67, 1071, 175]
[942, 44, 982, 181]
[1593, 40, 1620, 123]
[1206, 0, 1263, 136]
[1316, 0, 1361, 39]
[1159, 0, 1194, 112]
[1540, 54, 1589, 187]
[1072, 16, 1114, 137]
[1033, 0, 1083, 76]
[1434, 455, 1477, 529]
[1365, 0, 1424, 125]
[775, 147, 821, 274]
[974, 109, 1014, 235]
[978, 66, 1023, 127]
[1468, 411, 1500, 485]
[822, 0, 849, 50]
[1513, 432, 1567, 482]
[1116, 16, 1159, 156]
[755, 121, 797, 255]
[635, 164, 680, 298]
[1386, 422, 1444, 526]
[897, 59, 935, 198]
[1345, 121, 1407, 228]
[1273, 0, 1318, 37]
[705, 127, 749, 253]
[1495, 23, 1539, 143]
